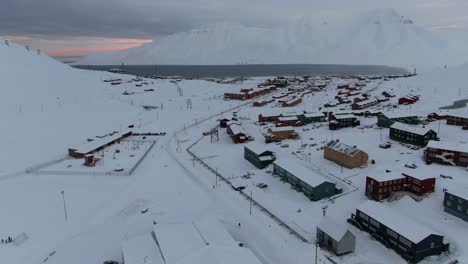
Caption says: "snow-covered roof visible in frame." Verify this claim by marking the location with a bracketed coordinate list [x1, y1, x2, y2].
[334, 114, 356, 120]
[71, 130, 132, 155]
[229, 124, 245, 135]
[390, 122, 434, 136]
[326, 140, 361, 157]
[369, 169, 405, 182]
[447, 186, 468, 201]
[285, 97, 301, 104]
[304, 113, 324, 118]
[401, 169, 434, 181]
[427, 140, 468, 154]
[259, 155, 275, 161]
[357, 201, 442, 244]
[245, 143, 272, 156]
[278, 116, 299, 122]
[355, 99, 378, 106]
[274, 158, 334, 188]
[176, 246, 262, 264]
[317, 217, 352, 241]
[269, 126, 295, 133]
[122, 234, 164, 264]
[153, 219, 241, 264]
[380, 111, 418, 119]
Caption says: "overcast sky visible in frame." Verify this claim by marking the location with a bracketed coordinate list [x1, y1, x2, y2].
[2, 0, 468, 59]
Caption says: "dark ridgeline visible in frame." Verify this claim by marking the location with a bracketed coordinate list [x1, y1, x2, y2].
[73, 64, 408, 79]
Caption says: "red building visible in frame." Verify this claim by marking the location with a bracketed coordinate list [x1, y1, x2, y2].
[258, 114, 281, 123]
[253, 99, 274, 107]
[398, 95, 419, 105]
[282, 97, 302, 107]
[365, 170, 435, 201]
[425, 140, 468, 167]
[227, 124, 249, 144]
[351, 99, 379, 110]
[275, 116, 304, 127]
[446, 114, 468, 126]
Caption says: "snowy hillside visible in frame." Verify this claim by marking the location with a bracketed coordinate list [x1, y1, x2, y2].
[77, 9, 464, 68]
[0, 39, 139, 175]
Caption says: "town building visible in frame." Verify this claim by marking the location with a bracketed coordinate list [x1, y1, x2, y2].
[377, 112, 420, 128]
[151, 219, 262, 264]
[122, 233, 163, 264]
[219, 118, 230, 128]
[298, 113, 326, 124]
[244, 144, 276, 169]
[273, 158, 340, 201]
[282, 97, 302, 107]
[443, 187, 468, 222]
[227, 124, 248, 144]
[265, 127, 299, 143]
[398, 95, 419, 105]
[389, 122, 438, 147]
[424, 140, 468, 167]
[351, 98, 379, 110]
[258, 113, 281, 123]
[316, 218, 355, 256]
[446, 113, 468, 127]
[68, 130, 132, 158]
[348, 201, 449, 263]
[365, 170, 436, 201]
[324, 140, 368, 169]
[276, 116, 303, 127]
[328, 114, 360, 130]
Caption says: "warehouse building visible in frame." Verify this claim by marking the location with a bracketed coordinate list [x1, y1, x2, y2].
[324, 140, 368, 169]
[329, 114, 360, 130]
[389, 122, 438, 147]
[244, 144, 276, 169]
[349, 201, 449, 263]
[273, 158, 340, 201]
[446, 113, 468, 127]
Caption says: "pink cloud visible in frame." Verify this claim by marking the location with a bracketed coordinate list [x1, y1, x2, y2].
[44, 38, 153, 56]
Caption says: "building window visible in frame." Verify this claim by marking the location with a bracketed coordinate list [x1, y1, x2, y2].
[369, 218, 380, 228]
[379, 182, 382, 187]
[387, 228, 398, 239]
[379, 189, 382, 193]
[458, 205, 463, 212]
[359, 211, 369, 221]
[446, 200, 452, 207]
[384, 188, 387, 192]
[399, 236, 412, 248]
[430, 242, 435, 248]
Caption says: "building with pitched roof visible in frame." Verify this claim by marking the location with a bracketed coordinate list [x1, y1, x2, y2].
[389, 122, 438, 147]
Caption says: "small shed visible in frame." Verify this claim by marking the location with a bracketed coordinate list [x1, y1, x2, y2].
[317, 218, 355, 256]
[244, 144, 276, 169]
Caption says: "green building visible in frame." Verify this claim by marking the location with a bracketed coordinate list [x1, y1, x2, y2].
[244, 144, 276, 169]
[389, 122, 438, 147]
[377, 112, 420, 128]
[298, 113, 326, 124]
[273, 158, 340, 201]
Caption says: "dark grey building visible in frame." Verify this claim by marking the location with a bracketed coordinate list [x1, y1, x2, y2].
[348, 201, 449, 263]
[389, 122, 438, 147]
[244, 144, 276, 169]
[444, 188, 468, 222]
[273, 159, 340, 201]
[317, 218, 355, 256]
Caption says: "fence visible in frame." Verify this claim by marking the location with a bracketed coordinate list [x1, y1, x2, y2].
[186, 136, 311, 243]
[24, 140, 157, 177]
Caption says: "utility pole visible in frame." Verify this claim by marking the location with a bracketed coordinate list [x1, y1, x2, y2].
[250, 191, 253, 215]
[315, 240, 319, 264]
[61, 190, 68, 223]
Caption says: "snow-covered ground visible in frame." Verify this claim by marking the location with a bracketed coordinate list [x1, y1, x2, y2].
[1, 38, 468, 264]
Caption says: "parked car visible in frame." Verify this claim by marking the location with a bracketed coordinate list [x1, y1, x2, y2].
[379, 142, 392, 149]
[256, 183, 268, 189]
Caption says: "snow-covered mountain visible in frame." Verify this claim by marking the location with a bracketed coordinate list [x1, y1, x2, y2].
[77, 9, 465, 68]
